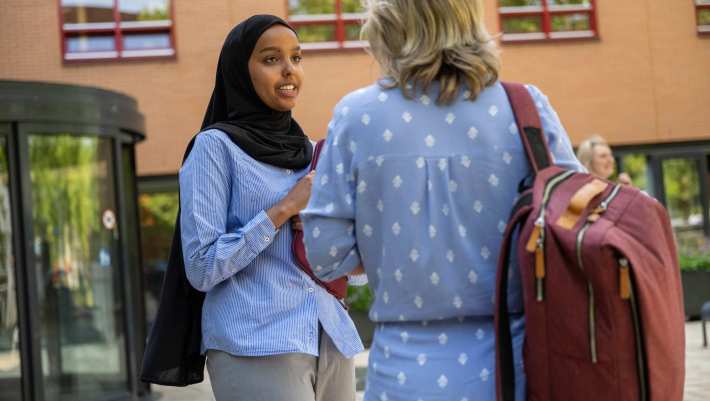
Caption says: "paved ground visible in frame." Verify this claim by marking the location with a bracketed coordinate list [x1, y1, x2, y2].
[149, 322, 709, 401]
[684, 321, 710, 401]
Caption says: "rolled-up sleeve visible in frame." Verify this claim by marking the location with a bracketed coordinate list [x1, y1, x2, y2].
[527, 85, 585, 173]
[179, 133, 277, 292]
[301, 105, 362, 281]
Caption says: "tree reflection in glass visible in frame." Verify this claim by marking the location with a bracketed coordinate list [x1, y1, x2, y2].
[0, 137, 20, 401]
[29, 134, 126, 401]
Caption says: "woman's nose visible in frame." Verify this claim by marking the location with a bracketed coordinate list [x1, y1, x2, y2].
[282, 61, 294, 76]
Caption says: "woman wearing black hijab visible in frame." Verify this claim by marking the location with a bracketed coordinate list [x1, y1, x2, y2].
[174, 15, 362, 401]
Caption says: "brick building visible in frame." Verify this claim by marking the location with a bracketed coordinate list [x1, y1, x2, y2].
[0, 1, 709, 400]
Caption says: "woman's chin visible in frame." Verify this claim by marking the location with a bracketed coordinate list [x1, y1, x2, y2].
[271, 97, 297, 112]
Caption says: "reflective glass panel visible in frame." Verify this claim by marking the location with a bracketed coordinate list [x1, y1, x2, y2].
[551, 13, 591, 31]
[499, 0, 542, 6]
[61, 0, 114, 24]
[548, 0, 590, 5]
[295, 25, 336, 42]
[345, 23, 361, 41]
[29, 134, 127, 401]
[620, 154, 650, 193]
[502, 16, 543, 33]
[342, 0, 365, 13]
[119, 0, 170, 21]
[0, 136, 20, 401]
[289, 0, 336, 15]
[662, 158, 704, 253]
[138, 187, 178, 331]
[65, 34, 116, 53]
[122, 32, 171, 50]
[699, 9, 710, 26]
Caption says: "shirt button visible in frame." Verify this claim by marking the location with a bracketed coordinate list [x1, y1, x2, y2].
[307, 287, 315, 293]
[263, 235, 270, 242]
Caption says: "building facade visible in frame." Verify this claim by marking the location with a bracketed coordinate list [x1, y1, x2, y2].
[1, 1, 709, 400]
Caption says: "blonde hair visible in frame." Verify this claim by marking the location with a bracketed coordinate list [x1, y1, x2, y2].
[576, 135, 608, 172]
[361, 0, 500, 105]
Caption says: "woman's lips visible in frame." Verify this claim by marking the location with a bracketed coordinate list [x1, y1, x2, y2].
[277, 84, 298, 98]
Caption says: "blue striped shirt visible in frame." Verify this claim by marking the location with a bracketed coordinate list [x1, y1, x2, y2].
[179, 129, 364, 358]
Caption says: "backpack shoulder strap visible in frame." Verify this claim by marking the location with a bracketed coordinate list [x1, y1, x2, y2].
[310, 139, 326, 172]
[501, 82, 553, 173]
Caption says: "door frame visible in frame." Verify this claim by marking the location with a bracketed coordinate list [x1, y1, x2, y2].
[14, 122, 139, 401]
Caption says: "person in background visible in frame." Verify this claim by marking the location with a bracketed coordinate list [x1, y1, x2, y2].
[576, 135, 632, 185]
[300, 1, 583, 400]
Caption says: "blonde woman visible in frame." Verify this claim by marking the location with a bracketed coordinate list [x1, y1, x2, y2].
[576, 135, 632, 185]
[301, 1, 582, 400]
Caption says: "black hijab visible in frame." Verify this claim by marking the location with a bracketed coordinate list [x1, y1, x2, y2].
[140, 15, 311, 387]
[202, 14, 313, 169]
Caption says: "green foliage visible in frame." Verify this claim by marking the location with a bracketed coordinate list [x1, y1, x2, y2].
[295, 25, 335, 43]
[288, 1, 364, 43]
[502, 17, 542, 34]
[289, 0, 364, 14]
[551, 14, 590, 31]
[30, 135, 104, 263]
[699, 9, 710, 26]
[341, 0, 364, 13]
[663, 158, 701, 223]
[499, 0, 540, 6]
[679, 251, 710, 271]
[29, 135, 116, 308]
[137, 7, 168, 21]
[345, 24, 362, 41]
[289, 0, 336, 14]
[499, 0, 592, 7]
[140, 192, 178, 228]
[549, 0, 590, 5]
[621, 154, 648, 191]
[346, 284, 373, 313]
[139, 191, 178, 268]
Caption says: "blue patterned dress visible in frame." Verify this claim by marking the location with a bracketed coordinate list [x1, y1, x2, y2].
[301, 81, 583, 401]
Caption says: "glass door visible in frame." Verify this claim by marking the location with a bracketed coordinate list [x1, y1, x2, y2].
[0, 125, 21, 401]
[660, 156, 709, 254]
[20, 125, 128, 401]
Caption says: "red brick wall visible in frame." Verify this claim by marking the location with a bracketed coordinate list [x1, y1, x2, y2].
[1, 0, 708, 175]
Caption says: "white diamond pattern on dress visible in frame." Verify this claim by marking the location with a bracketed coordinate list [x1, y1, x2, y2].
[468, 126, 478, 140]
[438, 374, 448, 388]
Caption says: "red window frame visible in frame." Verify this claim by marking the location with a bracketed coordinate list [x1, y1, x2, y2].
[57, 0, 176, 62]
[285, 0, 366, 51]
[697, 0, 710, 35]
[498, 0, 599, 43]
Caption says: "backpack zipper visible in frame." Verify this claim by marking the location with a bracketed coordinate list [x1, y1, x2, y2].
[576, 184, 622, 363]
[619, 257, 648, 401]
[526, 170, 576, 302]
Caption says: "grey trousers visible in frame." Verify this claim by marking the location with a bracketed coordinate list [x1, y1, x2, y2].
[206, 331, 355, 401]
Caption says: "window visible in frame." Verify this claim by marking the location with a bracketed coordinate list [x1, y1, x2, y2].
[498, 0, 598, 42]
[59, 0, 174, 61]
[614, 141, 710, 257]
[137, 176, 178, 332]
[287, 0, 366, 50]
[698, 0, 710, 34]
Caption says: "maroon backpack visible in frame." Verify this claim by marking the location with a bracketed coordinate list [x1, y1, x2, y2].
[292, 140, 348, 300]
[495, 83, 685, 401]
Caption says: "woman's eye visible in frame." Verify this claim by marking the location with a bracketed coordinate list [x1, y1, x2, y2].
[292, 55, 303, 63]
[264, 56, 278, 64]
